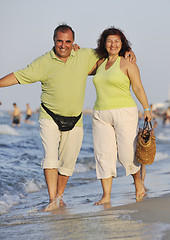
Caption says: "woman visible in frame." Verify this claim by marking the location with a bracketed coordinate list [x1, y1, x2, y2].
[89, 27, 152, 204]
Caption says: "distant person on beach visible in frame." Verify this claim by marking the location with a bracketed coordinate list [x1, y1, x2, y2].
[89, 27, 152, 204]
[11, 103, 21, 127]
[0, 24, 136, 211]
[0, 101, 1, 112]
[25, 103, 33, 123]
[164, 106, 170, 124]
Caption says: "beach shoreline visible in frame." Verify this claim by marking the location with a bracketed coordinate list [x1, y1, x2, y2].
[109, 193, 170, 240]
[1, 193, 170, 240]
[41, 193, 170, 240]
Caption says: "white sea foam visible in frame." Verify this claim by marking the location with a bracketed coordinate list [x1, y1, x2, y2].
[24, 179, 41, 193]
[157, 133, 168, 141]
[157, 130, 170, 141]
[0, 179, 44, 214]
[0, 124, 19, 135]
[0, 192, 24, 214]
[155, 151, 169, 162]
[0, 112, 4, 117]
[74, 163, 88, 173]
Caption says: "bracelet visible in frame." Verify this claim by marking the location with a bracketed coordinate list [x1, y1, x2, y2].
[144, 108, 150, 112]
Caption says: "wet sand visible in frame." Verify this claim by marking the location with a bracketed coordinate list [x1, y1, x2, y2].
[42, 194, 170, 240]
[110, 193, 170, 239]
[1, 192, 170, 240]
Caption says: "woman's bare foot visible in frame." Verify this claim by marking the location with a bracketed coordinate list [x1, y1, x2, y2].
[135, 179, 146, 201]
[132, 170, 146, 202]
[94, 196, 110, 205]
[136, 191, 146, 202]
[95, 177, 113, 205]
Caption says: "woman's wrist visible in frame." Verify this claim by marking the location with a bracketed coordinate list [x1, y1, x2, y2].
[144, 108, 150, 112]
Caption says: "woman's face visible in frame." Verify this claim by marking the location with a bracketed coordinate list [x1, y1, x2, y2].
[105, 35, 122, 56]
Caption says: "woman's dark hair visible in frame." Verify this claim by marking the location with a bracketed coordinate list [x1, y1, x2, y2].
[53, 24, 75, 40]
[95, 27, 131, 58]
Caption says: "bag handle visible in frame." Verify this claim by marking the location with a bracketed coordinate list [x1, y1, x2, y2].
[142, 118, 153, 135]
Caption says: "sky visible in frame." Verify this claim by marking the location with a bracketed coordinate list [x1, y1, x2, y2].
[0, 0, 170, 111]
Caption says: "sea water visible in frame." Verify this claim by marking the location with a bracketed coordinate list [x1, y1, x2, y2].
[0, 110, 170, 239]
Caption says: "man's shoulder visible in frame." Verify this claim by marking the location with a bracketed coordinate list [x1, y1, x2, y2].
[25, 51, 52, 69]
[34, 51, 51, 62]
[78, 48, 95, 53]
[75, 48, 97, 58]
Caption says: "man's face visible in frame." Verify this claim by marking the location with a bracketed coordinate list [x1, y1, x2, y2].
[54, 30, 74, 61]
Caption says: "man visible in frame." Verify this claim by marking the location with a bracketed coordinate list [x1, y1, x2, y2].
[12, 103, 21, 127]
[25, 103, 33, 123]
[0, 24, 135, 211]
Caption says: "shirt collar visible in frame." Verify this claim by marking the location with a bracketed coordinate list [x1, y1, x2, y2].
[50, 47, 76, 61]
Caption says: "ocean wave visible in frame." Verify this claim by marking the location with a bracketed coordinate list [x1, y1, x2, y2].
[23, 179, 41, 193]
[0, 124, 19, 136]
[74, 163, 90, 173]
[155, 151, 169, 162]
[0, 192, 25, 214]
[75, 157, 96, 173]
[0, 112, 4, 117]
[156, 127, 170, 142]
[157, 133, 170, 141]
[0, 179, 45, 214]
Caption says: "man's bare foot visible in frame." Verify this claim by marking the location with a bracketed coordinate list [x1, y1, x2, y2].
[94, 196, 110, 205]
[58, 197, 66, 207]
[43, 199, 60, 212]
[42, 195, 66, 212]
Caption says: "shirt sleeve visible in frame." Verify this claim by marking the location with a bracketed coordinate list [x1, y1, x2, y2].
[87, 48, 99, 72]
[13, 56, 43, 84]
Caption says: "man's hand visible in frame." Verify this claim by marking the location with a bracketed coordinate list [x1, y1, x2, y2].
[125, 50, 136, 63]
[72, 43, 80, 51]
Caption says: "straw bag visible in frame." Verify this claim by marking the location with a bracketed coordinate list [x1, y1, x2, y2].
[136, 120, 156, 165]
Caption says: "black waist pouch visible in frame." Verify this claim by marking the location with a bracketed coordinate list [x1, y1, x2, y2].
[41, 103, 82, 131]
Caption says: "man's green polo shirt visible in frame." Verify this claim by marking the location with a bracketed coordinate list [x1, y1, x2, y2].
[14, 48, 98, 126]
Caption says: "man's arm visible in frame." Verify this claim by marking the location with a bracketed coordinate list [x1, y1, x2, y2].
[125, 50, 136, 63]
[0, 73, 19, 87]
[88, 58, 105, 76]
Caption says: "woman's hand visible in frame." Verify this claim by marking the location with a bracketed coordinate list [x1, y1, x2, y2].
[144, 110, 152, 122]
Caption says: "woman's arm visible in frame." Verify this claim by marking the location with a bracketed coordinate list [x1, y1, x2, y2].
[127, 62, 152, 121]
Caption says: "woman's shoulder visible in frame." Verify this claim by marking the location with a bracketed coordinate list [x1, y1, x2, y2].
[120, 56, 138, 69]
[120, 56, 130, 64]
[120, 56, 130, 70]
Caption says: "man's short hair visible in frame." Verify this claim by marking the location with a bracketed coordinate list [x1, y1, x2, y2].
[53, 24, 75, 40]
